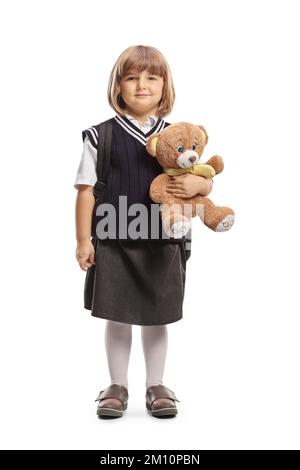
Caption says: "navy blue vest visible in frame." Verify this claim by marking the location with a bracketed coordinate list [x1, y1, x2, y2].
[82, 115, 189, 246]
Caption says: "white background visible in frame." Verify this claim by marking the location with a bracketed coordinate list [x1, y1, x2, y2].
[0, 0, 299, 450]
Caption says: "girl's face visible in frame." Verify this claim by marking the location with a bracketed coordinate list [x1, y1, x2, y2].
[118, 69, 164, 118]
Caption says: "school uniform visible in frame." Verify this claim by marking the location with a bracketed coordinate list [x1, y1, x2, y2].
[74, 114, 190, 326]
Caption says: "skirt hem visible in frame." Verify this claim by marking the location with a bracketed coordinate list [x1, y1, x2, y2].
[89, 309, 183, 326]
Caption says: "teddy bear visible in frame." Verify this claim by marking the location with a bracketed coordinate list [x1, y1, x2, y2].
[146, 122, 235, 238]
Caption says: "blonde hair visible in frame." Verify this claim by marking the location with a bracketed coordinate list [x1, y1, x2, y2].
[107, 45, 175, 118]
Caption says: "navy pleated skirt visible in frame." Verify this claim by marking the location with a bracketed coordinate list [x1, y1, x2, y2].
[84, 238, 187, 325]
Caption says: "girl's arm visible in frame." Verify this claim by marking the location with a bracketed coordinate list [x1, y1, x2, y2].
[196, 176, 213, 196]
[75, 185, 96, 271]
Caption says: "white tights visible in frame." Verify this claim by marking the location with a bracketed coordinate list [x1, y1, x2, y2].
[104, 320, 168, 389]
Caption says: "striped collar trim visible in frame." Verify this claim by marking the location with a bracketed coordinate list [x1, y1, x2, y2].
[114, 114, 165, 146]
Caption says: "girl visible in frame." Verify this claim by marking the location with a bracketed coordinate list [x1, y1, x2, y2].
[74, 45, 213, 419]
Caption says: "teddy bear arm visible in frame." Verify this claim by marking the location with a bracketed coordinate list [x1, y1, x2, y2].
[206, 155, 224, 174]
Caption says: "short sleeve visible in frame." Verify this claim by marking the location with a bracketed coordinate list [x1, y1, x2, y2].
[73, 135, 97, 189]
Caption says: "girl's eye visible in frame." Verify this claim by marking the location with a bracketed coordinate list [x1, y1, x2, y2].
[176, 145, 184, 153]
[126, 76, 158, 80]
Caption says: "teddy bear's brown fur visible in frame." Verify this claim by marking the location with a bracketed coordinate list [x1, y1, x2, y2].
[146, 122, 235, 238]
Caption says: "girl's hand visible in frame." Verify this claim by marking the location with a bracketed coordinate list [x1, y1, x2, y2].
[76, 239, 96, 271]
[166, 174, 213, 198]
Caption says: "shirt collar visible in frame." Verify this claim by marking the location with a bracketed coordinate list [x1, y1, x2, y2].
[125, 113, 158, 128]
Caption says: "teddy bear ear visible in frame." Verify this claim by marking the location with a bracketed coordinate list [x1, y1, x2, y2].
[146, 134, 159, 157]
[197, 125, 208, 145]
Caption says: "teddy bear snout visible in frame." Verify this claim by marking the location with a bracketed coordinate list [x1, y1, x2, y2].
[176, 149, 199, 168]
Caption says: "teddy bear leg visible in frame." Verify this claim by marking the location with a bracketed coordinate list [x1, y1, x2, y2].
[160, 204, 191, 239]
[215, 213, 235, 232]
[196, 198, 235, 232]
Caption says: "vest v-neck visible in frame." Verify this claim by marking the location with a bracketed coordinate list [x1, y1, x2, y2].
[114, 114, 165, 146]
